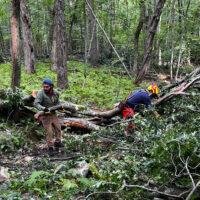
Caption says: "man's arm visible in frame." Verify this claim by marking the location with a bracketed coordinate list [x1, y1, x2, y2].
[34, 91, 46, 111]
[144, 95, 159, 116]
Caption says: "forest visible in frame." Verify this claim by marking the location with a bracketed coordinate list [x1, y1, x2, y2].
[0, 0, 200, 199]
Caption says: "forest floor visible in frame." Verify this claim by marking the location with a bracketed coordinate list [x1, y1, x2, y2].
[0, 61, 200, 200]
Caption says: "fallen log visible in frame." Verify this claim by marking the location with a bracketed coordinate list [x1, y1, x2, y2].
[34, 103, 121, 119]
[153, 75, 200, 106]
[80, 107, 121, 118]
[60, 118, 100, 131]
[161, 67, 200, 92]
[1, 67, 200, 129]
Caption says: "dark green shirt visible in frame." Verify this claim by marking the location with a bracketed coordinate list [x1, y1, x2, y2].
[34, 89, 60, 111]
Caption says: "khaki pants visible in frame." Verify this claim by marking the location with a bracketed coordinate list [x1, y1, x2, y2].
[42, 114, 61, 148]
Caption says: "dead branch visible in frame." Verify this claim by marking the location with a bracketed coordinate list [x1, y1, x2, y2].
[76, 180, 185, 200]
[124, 182, 184, 199]
[162, 67, 200, 92]
[134, 176, 159, 187]
[153, 75, 200, 106]
[75, 180, 127, 200]
[50, 155, 80, 162]
[186, 180, 200, 200]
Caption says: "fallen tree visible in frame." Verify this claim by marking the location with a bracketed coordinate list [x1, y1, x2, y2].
[0, 67, 200, 131]
[1, 70, 200, 200]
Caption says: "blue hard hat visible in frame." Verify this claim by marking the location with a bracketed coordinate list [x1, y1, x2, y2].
[43, 78, 53, 85]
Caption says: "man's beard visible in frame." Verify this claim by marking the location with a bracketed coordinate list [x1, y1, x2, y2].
[44, 88, 51, 94]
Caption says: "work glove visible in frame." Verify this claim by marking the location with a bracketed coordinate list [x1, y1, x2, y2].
[44, 107, 50, 112]
[58, 108, 64, 112]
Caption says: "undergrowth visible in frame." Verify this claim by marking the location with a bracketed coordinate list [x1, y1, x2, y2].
[0, 61, 199, 199]
[0, 61, 144, 108]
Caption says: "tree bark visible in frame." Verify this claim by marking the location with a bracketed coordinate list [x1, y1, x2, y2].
[60, 118, 100, 131]
[11, 0, 21, 88]
[135, 0, 166, 85]
[88, 0, 98, 67]
[35, 0, 41, 58]
[51, 4, 57, 71]
[169, 0, 175, 81]
[164, 0, 172, 66]
[0, 27, 5, 62]
[175, 0, 191, 81]
[109, 0, 115, 58]
[54, 0, 69, 89]
[83, 2, 88, 88]
[68, 0, 78, 54]
[156, 14, 162, 66]
[20, 0, 35, 74]
[132, 0, 145, 74]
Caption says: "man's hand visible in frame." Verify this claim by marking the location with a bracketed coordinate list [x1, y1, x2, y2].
[150, 110, 159, 117]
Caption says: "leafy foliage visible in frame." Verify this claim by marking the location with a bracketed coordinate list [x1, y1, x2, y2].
[0, 62, 200, 199]
[0, 61, 142, 108]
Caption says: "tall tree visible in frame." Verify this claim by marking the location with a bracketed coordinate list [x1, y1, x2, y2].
[20, 0, 35, 74]
[135, 0, 166, 84]
[11, 0, 21, 88]
[51, 3, 57, 71]
[54, 0, 69, 89]
[155, 15, 162, 66]
[0, 27, 5, 62]
[83, 2, 88, 88]
[88, 0, 98, 67]
[169, 0, 175, 81]
[175, 0, 191, 80]
[68, 0, 78, 54]
[132, 0, 145, 74]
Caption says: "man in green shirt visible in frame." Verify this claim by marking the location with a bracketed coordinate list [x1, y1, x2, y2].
[34, 78, 62, 156]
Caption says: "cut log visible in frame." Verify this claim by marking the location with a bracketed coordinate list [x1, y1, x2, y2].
[60, 118, 100, 131]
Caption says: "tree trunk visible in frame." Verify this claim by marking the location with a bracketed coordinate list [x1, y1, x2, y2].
[68, 0, 78, 54]
[11, 0, 21, 88]
[169, 0, 175, 82]
[83, 2, 88, 88]
[0, 27, 5, 62]
[175, 0, 191, 81]
[35, 0, 41, 58]
[109, 0, 115, 58]
[54, 0, 69, 89]
[51, 4, 57, 71]
[175, 0, 183, 81]
[156, 14, 162, 66]
[164, 0, 172, 66]
[88, 0, 98, 67]
[20, 0, 35, 74]
[132, 0, 145, 75]
[135, 0, 166, 85]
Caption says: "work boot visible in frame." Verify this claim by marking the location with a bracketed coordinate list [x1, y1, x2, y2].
[48, 147, 54, 156]
[54, 141, 62, 152]
[54, 141, 63, 148]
